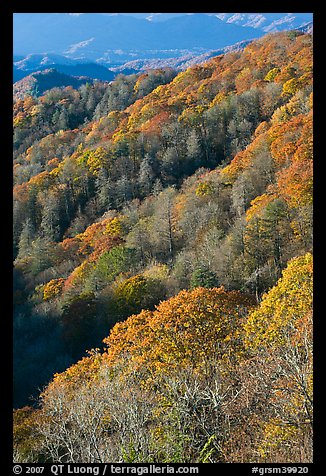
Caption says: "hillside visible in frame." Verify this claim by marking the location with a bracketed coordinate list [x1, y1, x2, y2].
[13, 68, 97, 99]
[13, 30, 313, 463]
[14, 255, 312, 462]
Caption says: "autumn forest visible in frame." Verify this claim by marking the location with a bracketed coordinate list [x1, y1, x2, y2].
[13, 29, 313, 464]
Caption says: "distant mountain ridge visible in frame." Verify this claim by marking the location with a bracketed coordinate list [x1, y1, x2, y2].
[13, 39, 253, 86]
[297, 21, 313, 34]
[215, 13, 312, 32]
[13, 13, 313, 87]
[112, 39, 252, 74]
[117, 13, 313, 30]
[14, 13, 313, 62]
[13, 13, 263, 59]
[14, 55, 115, 83]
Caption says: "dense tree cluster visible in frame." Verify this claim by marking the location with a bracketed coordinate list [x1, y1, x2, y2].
[13, 31, 313, 463]
[13, 254, 312, 463]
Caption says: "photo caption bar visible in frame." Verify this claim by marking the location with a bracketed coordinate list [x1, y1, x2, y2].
[11, 464, 315, 476]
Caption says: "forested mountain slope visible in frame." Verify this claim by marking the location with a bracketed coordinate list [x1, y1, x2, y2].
[13, 68, 98, 99]
[13, 31, 313, 463]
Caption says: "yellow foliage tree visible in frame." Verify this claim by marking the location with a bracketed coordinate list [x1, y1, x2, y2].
[43, 278, 65, 301]
[244, 253, 312, 348]
[244, 253, 313, 462]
